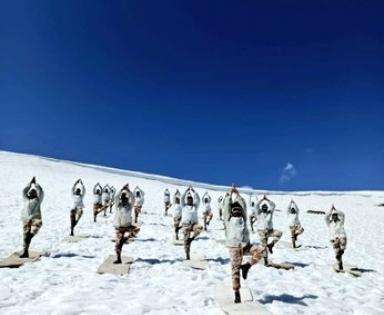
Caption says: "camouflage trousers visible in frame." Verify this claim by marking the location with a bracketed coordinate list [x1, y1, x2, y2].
[93, 203, 103, 222]
[22, 218, 43, 251]
[115, 225, 141, 258]
[174, 217, 182, 239]
[70, 208, 83, 233]
[203, 211, 213, 229]
[290, 224, 304, 239]
[182, 223, 203, 257]
[134, 206, 142, 223]
[102, 202, 111, 216]
[229, 244, 265, 291]
[331, 237, 347, 255]
[164, 201, 171, 215]
[258, 229, 283, 246]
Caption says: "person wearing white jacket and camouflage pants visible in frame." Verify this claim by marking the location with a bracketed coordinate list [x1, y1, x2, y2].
[164, 188, 171, 216]
[70, 179, 85, 236]
[202, 192, 213, 231]
[20, 177, 44, 258]
[287, 200, 304, 248]
[133, 186, 145, 223]
[256, 196, 282, 265]
[181, 186, 203, 260]
[325, 205, 347, 271]
[109, 186, 116, 213]
[172, 189, 182, 240]
[93, 183, 103, 222]
[113, 184, 140, 264]
[102, 185, 111, 216]
[223, 187, 265, 304]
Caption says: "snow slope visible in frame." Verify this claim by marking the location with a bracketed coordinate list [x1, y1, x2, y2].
[0, 150, 383, 315]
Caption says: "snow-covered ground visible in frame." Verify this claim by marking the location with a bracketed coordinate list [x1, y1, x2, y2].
[0, 150, 383, 315]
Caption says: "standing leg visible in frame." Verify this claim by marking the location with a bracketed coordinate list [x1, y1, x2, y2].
[114, 228, 126, 264]
[174, 218, 181, 240]
[229, 247, 243, 303]
[207, 212, 213, 226]
[183, 225, 192, 260]
[20, 224, 32, 258]
[70, 209, 76, 236]
[258, 230, 269, 265]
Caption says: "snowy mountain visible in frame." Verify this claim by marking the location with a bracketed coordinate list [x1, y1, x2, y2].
[0, 150, 383, 315]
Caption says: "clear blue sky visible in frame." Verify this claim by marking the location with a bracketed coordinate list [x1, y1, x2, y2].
[0, 1, 383, 190]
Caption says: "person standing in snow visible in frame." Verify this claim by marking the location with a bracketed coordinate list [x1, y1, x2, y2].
[248, 195, 258, 233]
[20, 177, 44, 258]
[217, 196, 224, 221]
[164, 188, 171, 216]
[172, 189, 183, 240]
[109, 186, 116, 213]
[93, 183, 103, 222]
[133, 186, 145, 223]
[202, 192, 213, 231]
[181, 186, 202, 260]
[101, 185, 111, 216]
[113, 184, 140, 264]
[256, 195, 282, 265]
[70, 179, 85, 236]
[287, 200, 304, 248]
[223, 186, 265, 304]
[325, 205, 347, 271]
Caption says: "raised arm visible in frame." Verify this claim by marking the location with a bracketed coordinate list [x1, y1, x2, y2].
[181, 189, 188, 207]
[192, 190, 200, 208]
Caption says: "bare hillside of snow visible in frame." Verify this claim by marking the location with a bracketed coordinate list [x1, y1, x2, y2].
[0, 151, 383, 315]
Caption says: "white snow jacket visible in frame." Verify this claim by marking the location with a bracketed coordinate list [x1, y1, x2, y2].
[325, 208, 346, 240]
[181, 189, 200, 225]
[102, 185, 111, 206]
[172, 190, 182, 219]
[256, 198, 276, 230]
[93, 183, 102, 204]
[72, 180, 85, 209]
[164, 189, 171, 203]
[202, 192, 212, 213]
[110, 186, 116, 203]
[113, 188, 135, 228]
[21, 182, 44, 224]
[223, 193, 250, 247]
[134, 186, 145, 207]
[287, 200, 301, 226]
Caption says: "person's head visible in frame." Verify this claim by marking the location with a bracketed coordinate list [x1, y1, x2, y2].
[27, 188, 37, 199]
[175, 197, 180, 204]
[261, 203, 269, 212]
[136, 191, 141, 198]
[231, 201, 243, 217]
[187, 195, 193, 206]
[331, 212, 339, 222]
[121, 191, 129, 204]
[75, 188, 81, 196]
[290, 207, 296, 214]
[251, 201, 255, 207]
[96, 189, 100, 195]
[204, 197, 209, 204]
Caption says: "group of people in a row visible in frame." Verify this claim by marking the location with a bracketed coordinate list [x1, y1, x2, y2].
[20, 177, 347, 304]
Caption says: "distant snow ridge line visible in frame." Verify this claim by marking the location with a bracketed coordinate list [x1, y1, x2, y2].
[0, 150, 379, 197]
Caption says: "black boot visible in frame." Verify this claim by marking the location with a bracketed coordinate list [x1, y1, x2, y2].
[336, 250, 344, 271]
[70, 228, 74, 237]
[241, 263, 251, 280]
[263, 257, 270, 266]
[113, 256, 122, 264]
[175, 233, 179, 240]
[234, 291, 241, 304]
[292, 237, 296, 249]
[267, 241, 275, 254]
